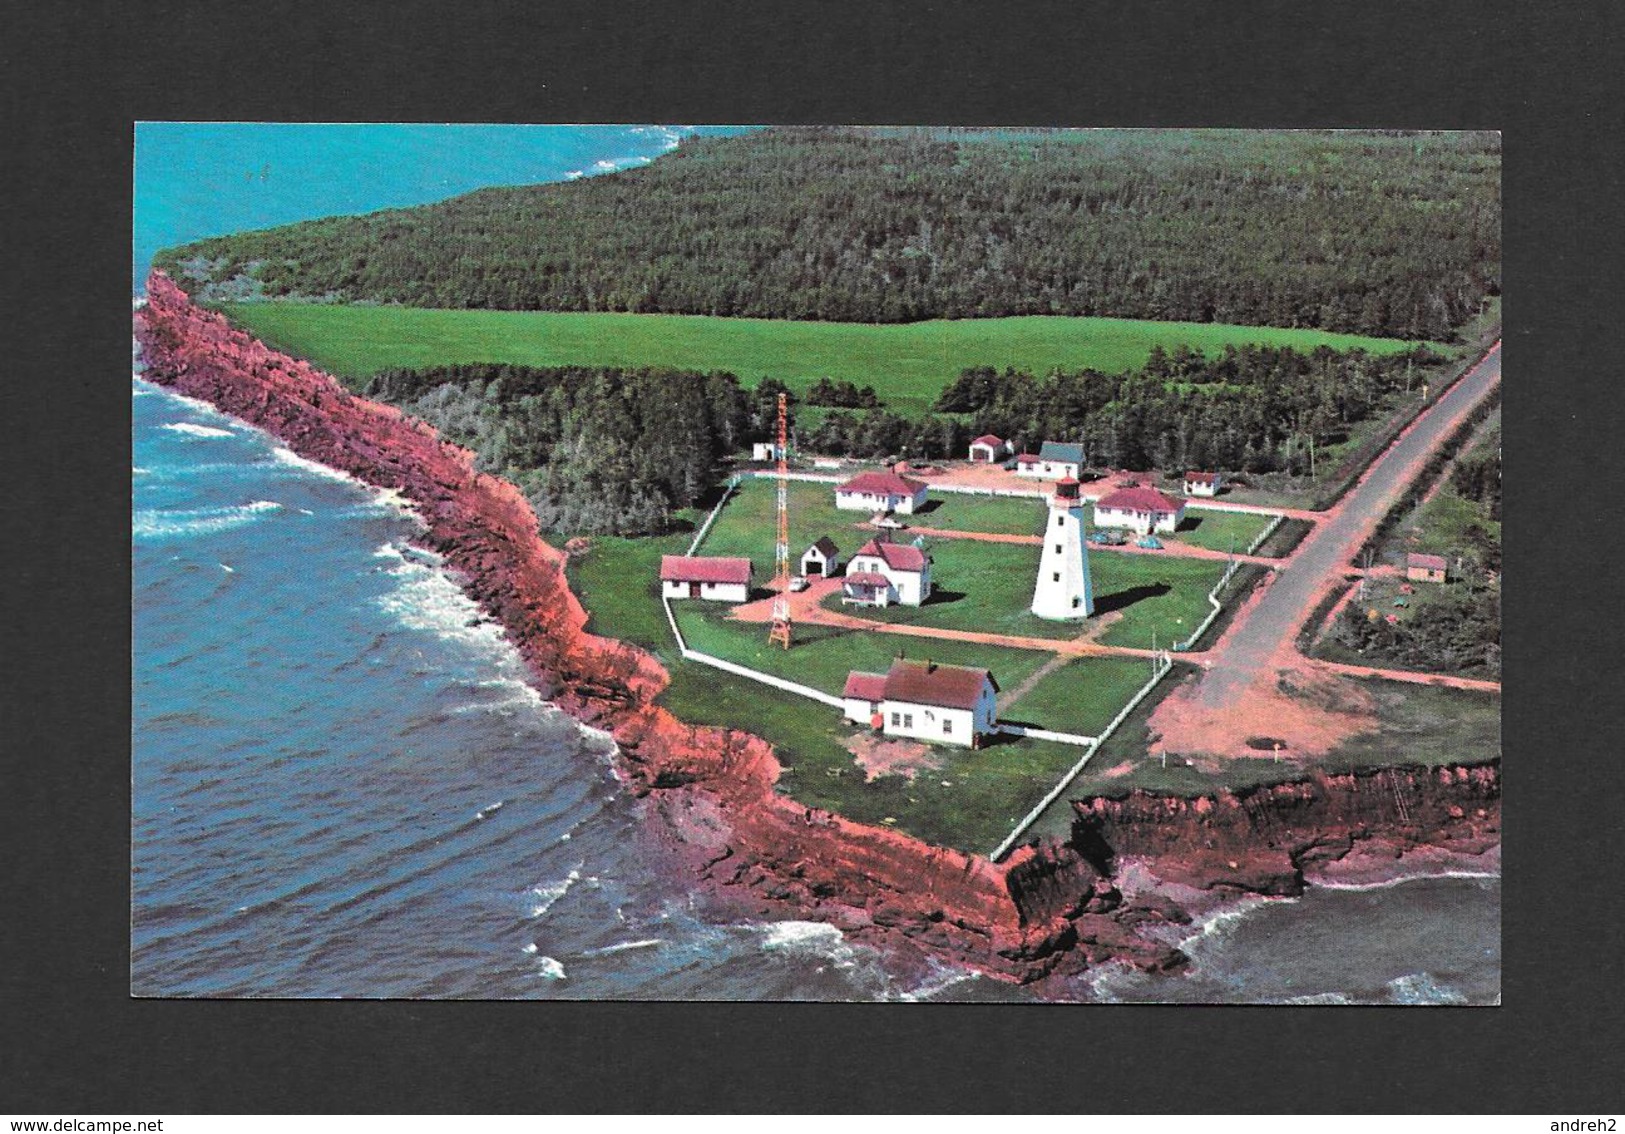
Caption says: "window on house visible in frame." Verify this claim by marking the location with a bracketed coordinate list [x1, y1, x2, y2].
[890, 712, 900, 727]
[903, 714, 913, 728]
[943, 719, 953, 735]
[1072, 597, 1081, 608]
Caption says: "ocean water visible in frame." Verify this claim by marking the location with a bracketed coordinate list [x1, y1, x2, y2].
[132, 123, 1500, 1002]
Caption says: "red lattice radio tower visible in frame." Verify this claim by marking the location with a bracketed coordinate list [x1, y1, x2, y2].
[767, 392, 793, 649]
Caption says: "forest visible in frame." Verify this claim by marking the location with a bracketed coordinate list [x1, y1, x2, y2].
[366, 363, 772, 535]
[156, 127, 1500, 339]
[926, 342, 1445, 473]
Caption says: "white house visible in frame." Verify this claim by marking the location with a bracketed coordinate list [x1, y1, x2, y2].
[840, 539, 932, 607]
[843, 658, 999, 748]
[659, 555, 753, 602]
[968, 434, 1010, 463]
[1183, 471, 1223, 497]
[834, 470, 929, 515]
[800, 537, 841, 578]
[752, 441, 781, 461]
[1093, 486, 1186, 535]
[1013, 441, 1084, 479]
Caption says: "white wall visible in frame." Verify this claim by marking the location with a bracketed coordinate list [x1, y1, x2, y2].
[1031, 502, 1094, 619]
[1095, 505, 1182, 534]
[880, 699, 979, 747]
[844, 696, 881, 724]
[836, 487, 927, 514]
[662, 579, 749, 602]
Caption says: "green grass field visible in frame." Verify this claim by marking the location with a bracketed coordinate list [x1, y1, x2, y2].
[824, 538, 1230, 649]
[221, 303, 1422, 419]
[1174, 508, 1275, 554]
[910, 493, 1047, 536]
[1000, 657, 1160, 736]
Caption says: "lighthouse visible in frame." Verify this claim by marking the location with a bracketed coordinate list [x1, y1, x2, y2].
[1030, 476, 1094, 619]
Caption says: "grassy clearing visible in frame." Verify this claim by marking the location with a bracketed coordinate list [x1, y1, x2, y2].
[826, 538, 1229, 650]
[1001, 656, 1161, 736]
[675, 605, 1052, 698]
[910, 493, 1047, 536]
[220, 302, 1422, 419]
[1173, 508, 1274, 554]
[1325, 680, 1500, 769]
[695, 479, 864, 566]
[567, 532, 692, 660]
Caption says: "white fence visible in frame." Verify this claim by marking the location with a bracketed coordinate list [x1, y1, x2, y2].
[1174, 557, 1243, 652]
[1245, 512, 1286, 556]
[997, 723, 1096, 746]
[987, 652, 1175, 862]
[678, 647, 845, 709]
[687, 476, 742, 555]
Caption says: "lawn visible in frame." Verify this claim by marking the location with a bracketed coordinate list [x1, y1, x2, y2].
[1173, 508, 1275, 555]
[693, 478, 865, 567]
[566, 532, 692, 661]
[221, 303, 1422, 419]
[825, 538, 1230, 649]
[1001, 656, 1162, 737]
[674, 605, 1052, 699]
[909, 492, 1047, 536]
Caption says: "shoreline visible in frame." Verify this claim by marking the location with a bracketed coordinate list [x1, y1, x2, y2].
[133, 271, 1500, 989]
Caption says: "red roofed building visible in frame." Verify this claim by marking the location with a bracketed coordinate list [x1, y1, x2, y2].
[841, 538, 933, 606]
[659, 555, 753, 602]
[968, 434, 1010, 463]
[1406, 552, 1449, 584]
[842, 658, 998, 747]
[1094, 486, 1186, 535]
[1182, 471, 1224, 497]
[835, 470, 929, 514]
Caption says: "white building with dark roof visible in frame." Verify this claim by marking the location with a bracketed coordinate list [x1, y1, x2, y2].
[800, 537, 841, 578]
[842, 658, 998, 747]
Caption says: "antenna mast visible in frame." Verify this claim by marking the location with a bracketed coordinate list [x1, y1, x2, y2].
[768, 392, 794, 649]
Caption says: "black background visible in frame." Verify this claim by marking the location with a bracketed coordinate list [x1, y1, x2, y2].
[5, 0, 1622, 1115]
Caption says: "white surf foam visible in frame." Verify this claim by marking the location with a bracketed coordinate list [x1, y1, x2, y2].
[1312, 870, 1500, 893]
[581, 938, 664, 958]
[527, 865, 584, 918]
[533, 955, 567, 981]
[162, 422, 236, 440]
[133, 500, 283, 540]
[1385, 971, 1468, 1006]
[757, 920, 858, 970]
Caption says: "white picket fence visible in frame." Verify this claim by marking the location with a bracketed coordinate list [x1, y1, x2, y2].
[687, 476, 742, 555]
[1174, 557, 1243, 652]
[678, 647, 846, 708]
[987, 652, 1175, 862]
[997, 723, 1096, 747]
[1245, 512, 1286, 555]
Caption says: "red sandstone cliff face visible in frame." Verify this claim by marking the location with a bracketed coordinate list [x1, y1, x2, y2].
[134, 273, 1500, 986]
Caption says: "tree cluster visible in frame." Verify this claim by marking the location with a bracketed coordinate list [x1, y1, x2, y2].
[365, 363, 755, 535]
[1332, 585, 1501, 679]
[931, 343, 1443, 474]
[157, 127, 1500, 339]
[1449, 439, 1502, 522]
[806, 377, 883, 408]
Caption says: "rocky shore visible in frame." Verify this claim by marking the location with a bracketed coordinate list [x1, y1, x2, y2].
[134, 271, 1500, 986]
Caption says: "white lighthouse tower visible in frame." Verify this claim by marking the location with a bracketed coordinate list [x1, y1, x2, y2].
[1031, 476, 1094, 619]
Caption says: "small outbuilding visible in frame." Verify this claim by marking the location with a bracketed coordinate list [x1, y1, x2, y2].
[1014, 441, 1084, 479]
[1406, 552, 1449, 584]
[968, 434, 1010, 463]
[842, 658, 999, 748]
[835, 470, 929, 515]
[801, 537, 841, 578]
[1094, 486, 1186, 535]
[659, 555, 753, 602]
[752, 441, 781, 461]
[841, 538, 932, 607]
[1183, 471, 1223, 497]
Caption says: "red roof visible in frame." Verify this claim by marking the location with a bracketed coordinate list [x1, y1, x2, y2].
[1015, 453, 1043, 464]
[659, 555, 752, 585]
[1184, 471, 1220, 484]
[971, 434, 1004, 448]
[1097, 486, 1183, 515]
[853, 539, 928, 572]
[843, 572, 892, 588]
[1408, 553, 1448, 571]
[837, 470, 927, 497]
[882, 658, 997, 711]
[843, 672, 888, 701]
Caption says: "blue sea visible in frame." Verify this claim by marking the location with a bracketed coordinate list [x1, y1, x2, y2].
[132, 124, 1500, 1002]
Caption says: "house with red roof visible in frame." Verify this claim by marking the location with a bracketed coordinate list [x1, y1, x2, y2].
[659, 555, 753, 603]
[1406, 552, 1449, 584]
[1183, 470, 1224, 497]
[842, 658, 998, 747]
[834, 470, 929, 514]
[840, 538, 932, 607]
[968, 434, 1010, 463]
[1094, 485, 1186, 534]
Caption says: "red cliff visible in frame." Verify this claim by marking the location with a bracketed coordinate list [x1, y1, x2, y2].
[134, 273, 1499, 985]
